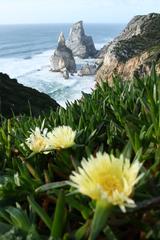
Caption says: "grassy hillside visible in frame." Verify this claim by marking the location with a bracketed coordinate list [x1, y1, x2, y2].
[0, 68, 160, 239]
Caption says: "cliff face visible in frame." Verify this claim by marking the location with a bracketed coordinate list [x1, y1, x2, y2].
[96, 13, 160, 82]
[0, 73, 59, 118]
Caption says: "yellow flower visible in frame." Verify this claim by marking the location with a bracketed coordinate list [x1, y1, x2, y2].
[70, 152, 143, 212]
[47, 126, 76, 150]
[26, 127, 48, 153]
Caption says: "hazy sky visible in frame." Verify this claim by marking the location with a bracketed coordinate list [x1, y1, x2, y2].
[0, 0, 160, 24]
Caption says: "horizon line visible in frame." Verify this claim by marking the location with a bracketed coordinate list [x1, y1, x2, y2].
[0, 22, 126, 26]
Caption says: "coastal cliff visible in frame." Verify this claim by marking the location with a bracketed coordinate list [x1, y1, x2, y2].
[0, 73, 59, 118]
[96, 13, 160, 82]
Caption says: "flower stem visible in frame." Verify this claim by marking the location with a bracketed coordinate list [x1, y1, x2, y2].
[89, 200, 112, 240]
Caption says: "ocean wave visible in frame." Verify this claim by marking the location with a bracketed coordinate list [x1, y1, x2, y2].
[0, 39, 55, 52]
[0, 47, 52, 58]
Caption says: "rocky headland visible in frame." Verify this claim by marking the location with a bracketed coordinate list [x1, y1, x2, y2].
[0, 73, 59, 118]
[96, 13, 160, 83]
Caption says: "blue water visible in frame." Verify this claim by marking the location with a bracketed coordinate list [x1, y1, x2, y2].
[0, 23, 124, 106]
[0, 23, 124, 59]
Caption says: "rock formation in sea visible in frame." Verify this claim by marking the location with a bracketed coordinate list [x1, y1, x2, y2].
[0, 73, 59, 118]
[96, 13, 160, 83]
[66, 21, 97, 59]
[50, 32, 76, 74]
[78, 64, 97, 76]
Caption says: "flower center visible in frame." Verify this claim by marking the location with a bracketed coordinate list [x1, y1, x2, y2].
[34, 137, 45, 150]
[100, 175, 123, 196]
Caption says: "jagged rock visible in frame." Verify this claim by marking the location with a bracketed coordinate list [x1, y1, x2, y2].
[50, 32, 76, 73]
[62, 68, 69, 79]
[66, 21, 97, 59]
[78, 64, 97, 76]
[96, 13, 160, 83]
[0, 73, 59, 118]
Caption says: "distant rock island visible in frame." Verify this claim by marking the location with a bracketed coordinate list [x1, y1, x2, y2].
[0, 73, 59, 118]
[50, 21, 98, 79]
[96, 13, 160, 82]
[66, 21, 97, 58]
[50, 32, 76, 77]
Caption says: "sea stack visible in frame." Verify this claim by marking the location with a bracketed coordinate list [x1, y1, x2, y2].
[96, 13, 160, 83]
[66, 21, 97, 59]
[50, 32, 76, 73]
[78, 64, 97, 76]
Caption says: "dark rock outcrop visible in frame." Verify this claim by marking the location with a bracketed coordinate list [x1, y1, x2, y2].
[0, 73, 59, 118]
[50, 32, 76, 73]
[96, 13, 160, 82]
[66, 21, 97, 59]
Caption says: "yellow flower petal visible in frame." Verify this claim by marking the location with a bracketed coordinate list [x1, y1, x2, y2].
[69, 152, 142, 211]
[47, 126, 76, 150]
[26, 127, 48, 153]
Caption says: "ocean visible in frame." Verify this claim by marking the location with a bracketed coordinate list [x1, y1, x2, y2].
[0, 23, 124, 106]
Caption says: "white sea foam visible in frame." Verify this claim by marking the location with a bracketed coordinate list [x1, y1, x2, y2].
[0, 49, 96, 107]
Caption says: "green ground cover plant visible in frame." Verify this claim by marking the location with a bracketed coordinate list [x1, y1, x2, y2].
[0, 68, 160, 239]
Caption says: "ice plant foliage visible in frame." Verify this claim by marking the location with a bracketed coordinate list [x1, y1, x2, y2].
[70, 152, 143, 212]
[26, 127, 48, 153]
[47, 126, 76, 150]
